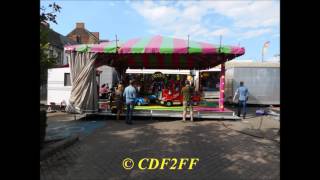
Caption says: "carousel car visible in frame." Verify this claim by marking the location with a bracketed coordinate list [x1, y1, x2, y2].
[191, 93, 201, 106]
[134, 97, 149, 106]
[147, 94, 157, 103]
[160, 89, 201, 106]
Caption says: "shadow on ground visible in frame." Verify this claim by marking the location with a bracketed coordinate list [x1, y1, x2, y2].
[41, 116, 280, 180]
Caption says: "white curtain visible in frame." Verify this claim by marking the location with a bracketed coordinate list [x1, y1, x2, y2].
[66, 52, 98, 113]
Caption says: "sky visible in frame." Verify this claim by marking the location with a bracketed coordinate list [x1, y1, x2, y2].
[41, 0, 280, 61]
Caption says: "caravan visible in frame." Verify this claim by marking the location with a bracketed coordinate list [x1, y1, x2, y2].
[47, 66, 119, 107]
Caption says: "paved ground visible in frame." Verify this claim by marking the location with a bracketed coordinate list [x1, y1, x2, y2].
[225, 106, 280, 142]
[46, 112, 106, 140]
[41, 112, 280, 180]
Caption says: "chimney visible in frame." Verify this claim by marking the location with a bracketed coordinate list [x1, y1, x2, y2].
[76, 22, 85, 29]
[92, 32, 99, 40]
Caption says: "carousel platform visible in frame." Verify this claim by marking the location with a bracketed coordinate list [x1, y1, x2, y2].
[95, 105, 240, 120]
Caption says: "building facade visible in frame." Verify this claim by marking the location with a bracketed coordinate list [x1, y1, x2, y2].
[67, 22, 100, 44]
[40, 23, 78, 104]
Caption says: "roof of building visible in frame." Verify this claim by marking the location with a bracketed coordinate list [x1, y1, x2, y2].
[67, 28, 99, 42]
[46, 27, 78, 49]
[87, 30, 99, 40]
[99, 39, 110, 43]
[224, 61, 280, 68]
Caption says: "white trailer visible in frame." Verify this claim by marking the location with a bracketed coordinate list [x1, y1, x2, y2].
[47, 67, 72, 106]
[224, 61, 280, 105]
[47, 66, 119, 106]
[98, 65, 119, 87]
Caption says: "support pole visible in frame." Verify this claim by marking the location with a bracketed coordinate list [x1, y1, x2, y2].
[219, 63, 225, 111]
[187, 35, 190, 49]
[115, 34, 118, 52]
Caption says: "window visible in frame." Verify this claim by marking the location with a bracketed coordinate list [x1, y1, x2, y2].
[64, 73, 71, 86]
[76, 35, 81, 43]
[57, 52, 62, 64]
[96, 74, 100, 86]
[49, 49, 54, 58]
[64, 55, 69, 65]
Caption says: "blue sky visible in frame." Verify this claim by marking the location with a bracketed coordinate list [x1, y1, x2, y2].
[41, 0, 280, 61]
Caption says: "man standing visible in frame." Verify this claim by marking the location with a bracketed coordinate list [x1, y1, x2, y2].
[123, 80, 137, 124]
[181, 80, 194, 122]
[233, 81, 249, 119]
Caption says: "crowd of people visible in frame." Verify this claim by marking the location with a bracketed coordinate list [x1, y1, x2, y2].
[98, 79, 249, 124]
[98, 79, 197, 125]
[98, 80, 138, 124]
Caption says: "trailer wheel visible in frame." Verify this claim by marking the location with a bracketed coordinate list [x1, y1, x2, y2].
[166, 101, 173, 107]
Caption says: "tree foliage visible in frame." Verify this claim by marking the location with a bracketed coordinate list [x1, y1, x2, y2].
[40, 3, 61, 86]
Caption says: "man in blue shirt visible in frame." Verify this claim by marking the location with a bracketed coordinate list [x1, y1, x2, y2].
[123, 80, 137, 124]
[233, 81, 249, 119]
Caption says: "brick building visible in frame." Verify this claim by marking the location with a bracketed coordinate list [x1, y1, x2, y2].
[67, 22, 100, 44]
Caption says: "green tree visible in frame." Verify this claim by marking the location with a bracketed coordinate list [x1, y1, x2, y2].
[40, 3, 61, 86]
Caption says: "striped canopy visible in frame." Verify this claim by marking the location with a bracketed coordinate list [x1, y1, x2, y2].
[65, 35, 245, 69]
[64, 41, 120, 53]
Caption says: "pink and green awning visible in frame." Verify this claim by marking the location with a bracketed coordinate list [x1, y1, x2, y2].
[64, 35, 245, 69]
[64, 41, 120, 53]
[118, 36, 243, 55]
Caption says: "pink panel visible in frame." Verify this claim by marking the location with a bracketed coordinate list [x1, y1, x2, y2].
[231, 47, 245, 55]
[172, 54, 179, 68]
[173, 38, 188, 53]
[64, 45, 76, 51]
[193, 107, 232, 112]
[144, 35, 162, 53]
[199, 42, 216, 54]
[90, 43, 108, 53]
[157, 54, 165, 69]
[119, 38, 140, 53]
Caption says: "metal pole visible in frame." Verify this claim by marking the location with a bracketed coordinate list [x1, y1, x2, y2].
[218, 35, 225, 111]
[258, 116, 264, 130]
[218, 35, 222, 53]
[93, 70, 95, 113]
[219, 63, 225, 111]
[262, 48, 264, 62]
[187, 35, 190, 53]
[115, 34, 118, 52]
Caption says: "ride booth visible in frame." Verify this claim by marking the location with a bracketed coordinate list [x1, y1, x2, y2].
[64, 35, 245, 119]
[125, 69, 201, 108]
